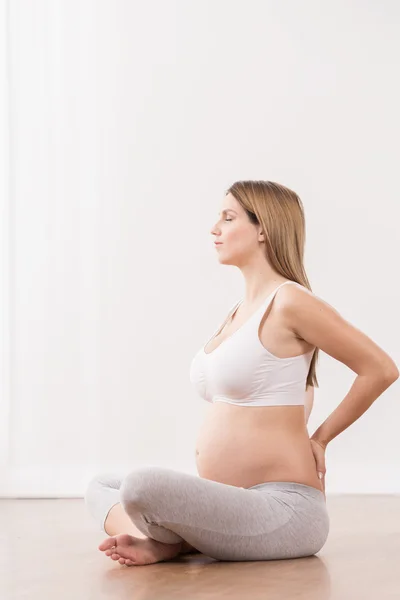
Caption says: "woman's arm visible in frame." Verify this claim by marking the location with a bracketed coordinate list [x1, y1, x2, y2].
[310, 372, 397, 447]
[281, 285, 399, 447]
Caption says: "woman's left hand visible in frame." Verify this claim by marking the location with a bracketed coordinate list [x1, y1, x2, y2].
[310, 437, 327, 496]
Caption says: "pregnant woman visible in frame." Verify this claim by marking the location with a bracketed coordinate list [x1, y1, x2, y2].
[84, 180, 398, 566]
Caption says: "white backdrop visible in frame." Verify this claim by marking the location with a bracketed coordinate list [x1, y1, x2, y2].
[0, 0, 399, 497]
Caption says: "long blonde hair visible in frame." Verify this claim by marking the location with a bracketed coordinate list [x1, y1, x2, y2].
[226, 180, 319, 389]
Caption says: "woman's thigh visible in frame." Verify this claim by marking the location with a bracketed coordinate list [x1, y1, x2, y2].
[119, 466, 330, 561]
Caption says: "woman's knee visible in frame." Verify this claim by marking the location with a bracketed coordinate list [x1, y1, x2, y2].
[119, 466, 167, 509]
[84, 472, 122, 505]
[84, 471, 125, 531]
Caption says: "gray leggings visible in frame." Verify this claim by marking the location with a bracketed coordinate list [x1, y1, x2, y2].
[84, 466, 329, 561]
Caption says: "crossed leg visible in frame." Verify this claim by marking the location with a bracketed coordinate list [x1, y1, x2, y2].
[104, 501, 197, 554]
[85, 465, 328, 566]
[84, 468, 200, 566]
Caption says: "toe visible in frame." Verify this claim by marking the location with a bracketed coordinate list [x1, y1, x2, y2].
[111, 553, 120, 560]
[119, 558, 126, 565]
[99, 536, 117, 551]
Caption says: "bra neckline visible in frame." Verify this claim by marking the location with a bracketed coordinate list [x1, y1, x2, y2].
[202, 281, 298, 357]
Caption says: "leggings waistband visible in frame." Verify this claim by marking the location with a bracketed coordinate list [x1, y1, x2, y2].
[246, 481, 325, 500]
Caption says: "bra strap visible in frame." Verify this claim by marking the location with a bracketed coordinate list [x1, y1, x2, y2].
[212, 299, 241, 339]
[256, 280, 300, 316]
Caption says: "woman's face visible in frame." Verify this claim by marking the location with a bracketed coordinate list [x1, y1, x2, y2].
[210, 193, 262, 266]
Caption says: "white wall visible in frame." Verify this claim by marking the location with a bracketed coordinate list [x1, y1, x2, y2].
[1, 0, 399, 497]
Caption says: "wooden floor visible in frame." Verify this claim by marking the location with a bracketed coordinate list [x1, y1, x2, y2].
[1, 495, 399, 599]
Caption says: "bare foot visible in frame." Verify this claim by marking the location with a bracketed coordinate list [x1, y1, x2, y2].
[98, 534, 183, 566]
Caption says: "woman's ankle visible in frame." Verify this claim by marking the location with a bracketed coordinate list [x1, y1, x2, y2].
[104, 503, 147, 538]
[180, 540, 197, 554]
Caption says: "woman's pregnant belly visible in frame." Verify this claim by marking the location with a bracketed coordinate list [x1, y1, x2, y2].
[195, 402, 323, 493]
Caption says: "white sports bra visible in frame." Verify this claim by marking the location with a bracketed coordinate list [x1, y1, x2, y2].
[189, 281, 315, 407]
